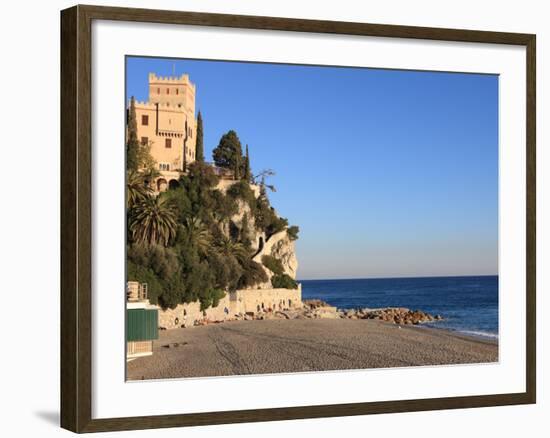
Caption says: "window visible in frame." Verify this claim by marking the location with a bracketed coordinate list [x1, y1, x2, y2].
[141, 137, 148, 145]
[159, 163, 170, 171]
[157, 87, 160, 94]
[165, 138, 172, 149]
[166, 88, 170, 94]
[176, 89, 179, 95]
[141, 115, 149, 126]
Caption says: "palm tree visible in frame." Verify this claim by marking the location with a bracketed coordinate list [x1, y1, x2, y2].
[126, 171, 153, 209]
[181, 217, 211, 255]
[141, 166, 160, 188]
[129, 196, 177, 246]
[213, 235, 250, 265]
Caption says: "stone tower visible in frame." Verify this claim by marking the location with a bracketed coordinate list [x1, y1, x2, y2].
[148, 73, 196, 113]
[130, 73, 198, 191]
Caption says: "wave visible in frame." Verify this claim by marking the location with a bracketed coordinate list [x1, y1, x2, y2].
[455, 329, 499, 340]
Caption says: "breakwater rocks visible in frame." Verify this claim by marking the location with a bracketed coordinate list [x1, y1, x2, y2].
[302, 299, 443, 325]
[342, 307, 443, 325]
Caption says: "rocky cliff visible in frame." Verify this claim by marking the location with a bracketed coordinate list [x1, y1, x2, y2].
[218, 179, 299, 289]
[253, 230, 298, 279]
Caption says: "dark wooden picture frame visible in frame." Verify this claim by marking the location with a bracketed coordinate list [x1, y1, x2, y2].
[60, 4, 536, 433]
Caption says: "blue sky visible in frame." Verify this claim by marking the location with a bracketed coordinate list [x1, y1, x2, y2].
[126, 57, 498, 280]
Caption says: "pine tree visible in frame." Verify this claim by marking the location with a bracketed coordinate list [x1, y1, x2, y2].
[196, 111, 204, 162]
[243, 144, 251, 181]
[212, 130, 243, 170]
[126, 96, 140, 171]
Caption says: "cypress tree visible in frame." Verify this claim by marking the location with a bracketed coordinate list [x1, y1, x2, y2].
[196, 111, 205, 162]
[233, 153, 241, 180]
[126, 96, 140, 171]
[183, 144, 187, 173]
[240, 212, 251, 246]
[243, 144, 251, 181]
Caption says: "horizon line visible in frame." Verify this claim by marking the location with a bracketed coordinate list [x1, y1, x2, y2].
[297, 273, 498, 282]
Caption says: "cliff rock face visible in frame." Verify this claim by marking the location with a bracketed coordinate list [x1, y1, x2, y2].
[229, 198, 265, 253]
[252, 229, 298, 285]
[261, 230, 298, 278]
[218, 180, 298, 289]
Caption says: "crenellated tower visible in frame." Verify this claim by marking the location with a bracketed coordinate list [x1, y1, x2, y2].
[129, 72, 198, 191]
[147, 73, 196, 113]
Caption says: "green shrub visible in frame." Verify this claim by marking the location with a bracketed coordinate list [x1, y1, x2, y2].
[227, 180, 257, 217]
[126, 261, 163, 305]
[238, 259, 268, 289]
[227, 180, 253, 201]
[158, 275, 187, 309]
[271, 273, 298, 289]
[239, 212, 252, 246]
[261, 255, 284, 275]
[254, 196, 288, 238]
[266, 215, 288, 238]
[211, 289, 226, 308]
[199, 288, 226, 311]
[287, 225, 299, 241]
[127, 243, 180, 280]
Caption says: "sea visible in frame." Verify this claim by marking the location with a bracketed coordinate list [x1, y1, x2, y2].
[300, 275, 498, 340]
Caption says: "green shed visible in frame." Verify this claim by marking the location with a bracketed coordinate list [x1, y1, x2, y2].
[126, 308, 159, 342]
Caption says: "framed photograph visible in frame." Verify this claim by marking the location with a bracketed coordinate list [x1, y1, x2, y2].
[60, 4, 536, 433]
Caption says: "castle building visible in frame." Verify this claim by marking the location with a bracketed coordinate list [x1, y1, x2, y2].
[131, 73, 198, 191]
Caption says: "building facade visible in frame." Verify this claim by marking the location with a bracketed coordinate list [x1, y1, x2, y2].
[131, 73, 198, 191]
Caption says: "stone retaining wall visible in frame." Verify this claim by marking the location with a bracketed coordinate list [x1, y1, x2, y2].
[152, 285, 302, 329]
[231, 286, 302, 314]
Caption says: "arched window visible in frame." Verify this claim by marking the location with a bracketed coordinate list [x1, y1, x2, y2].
[156, 178, 168, 192]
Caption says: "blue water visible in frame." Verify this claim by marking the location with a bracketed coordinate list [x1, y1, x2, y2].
[300, 276, 498, 339]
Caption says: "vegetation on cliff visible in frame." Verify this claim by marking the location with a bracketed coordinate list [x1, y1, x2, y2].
[262, 255, 298, 289]
[126, 115, 299, 309]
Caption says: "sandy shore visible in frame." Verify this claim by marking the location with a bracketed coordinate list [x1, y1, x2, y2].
[127, 319, 497, 380]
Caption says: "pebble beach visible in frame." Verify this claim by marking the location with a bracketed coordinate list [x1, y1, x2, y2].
[127, 318, 498, 380]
